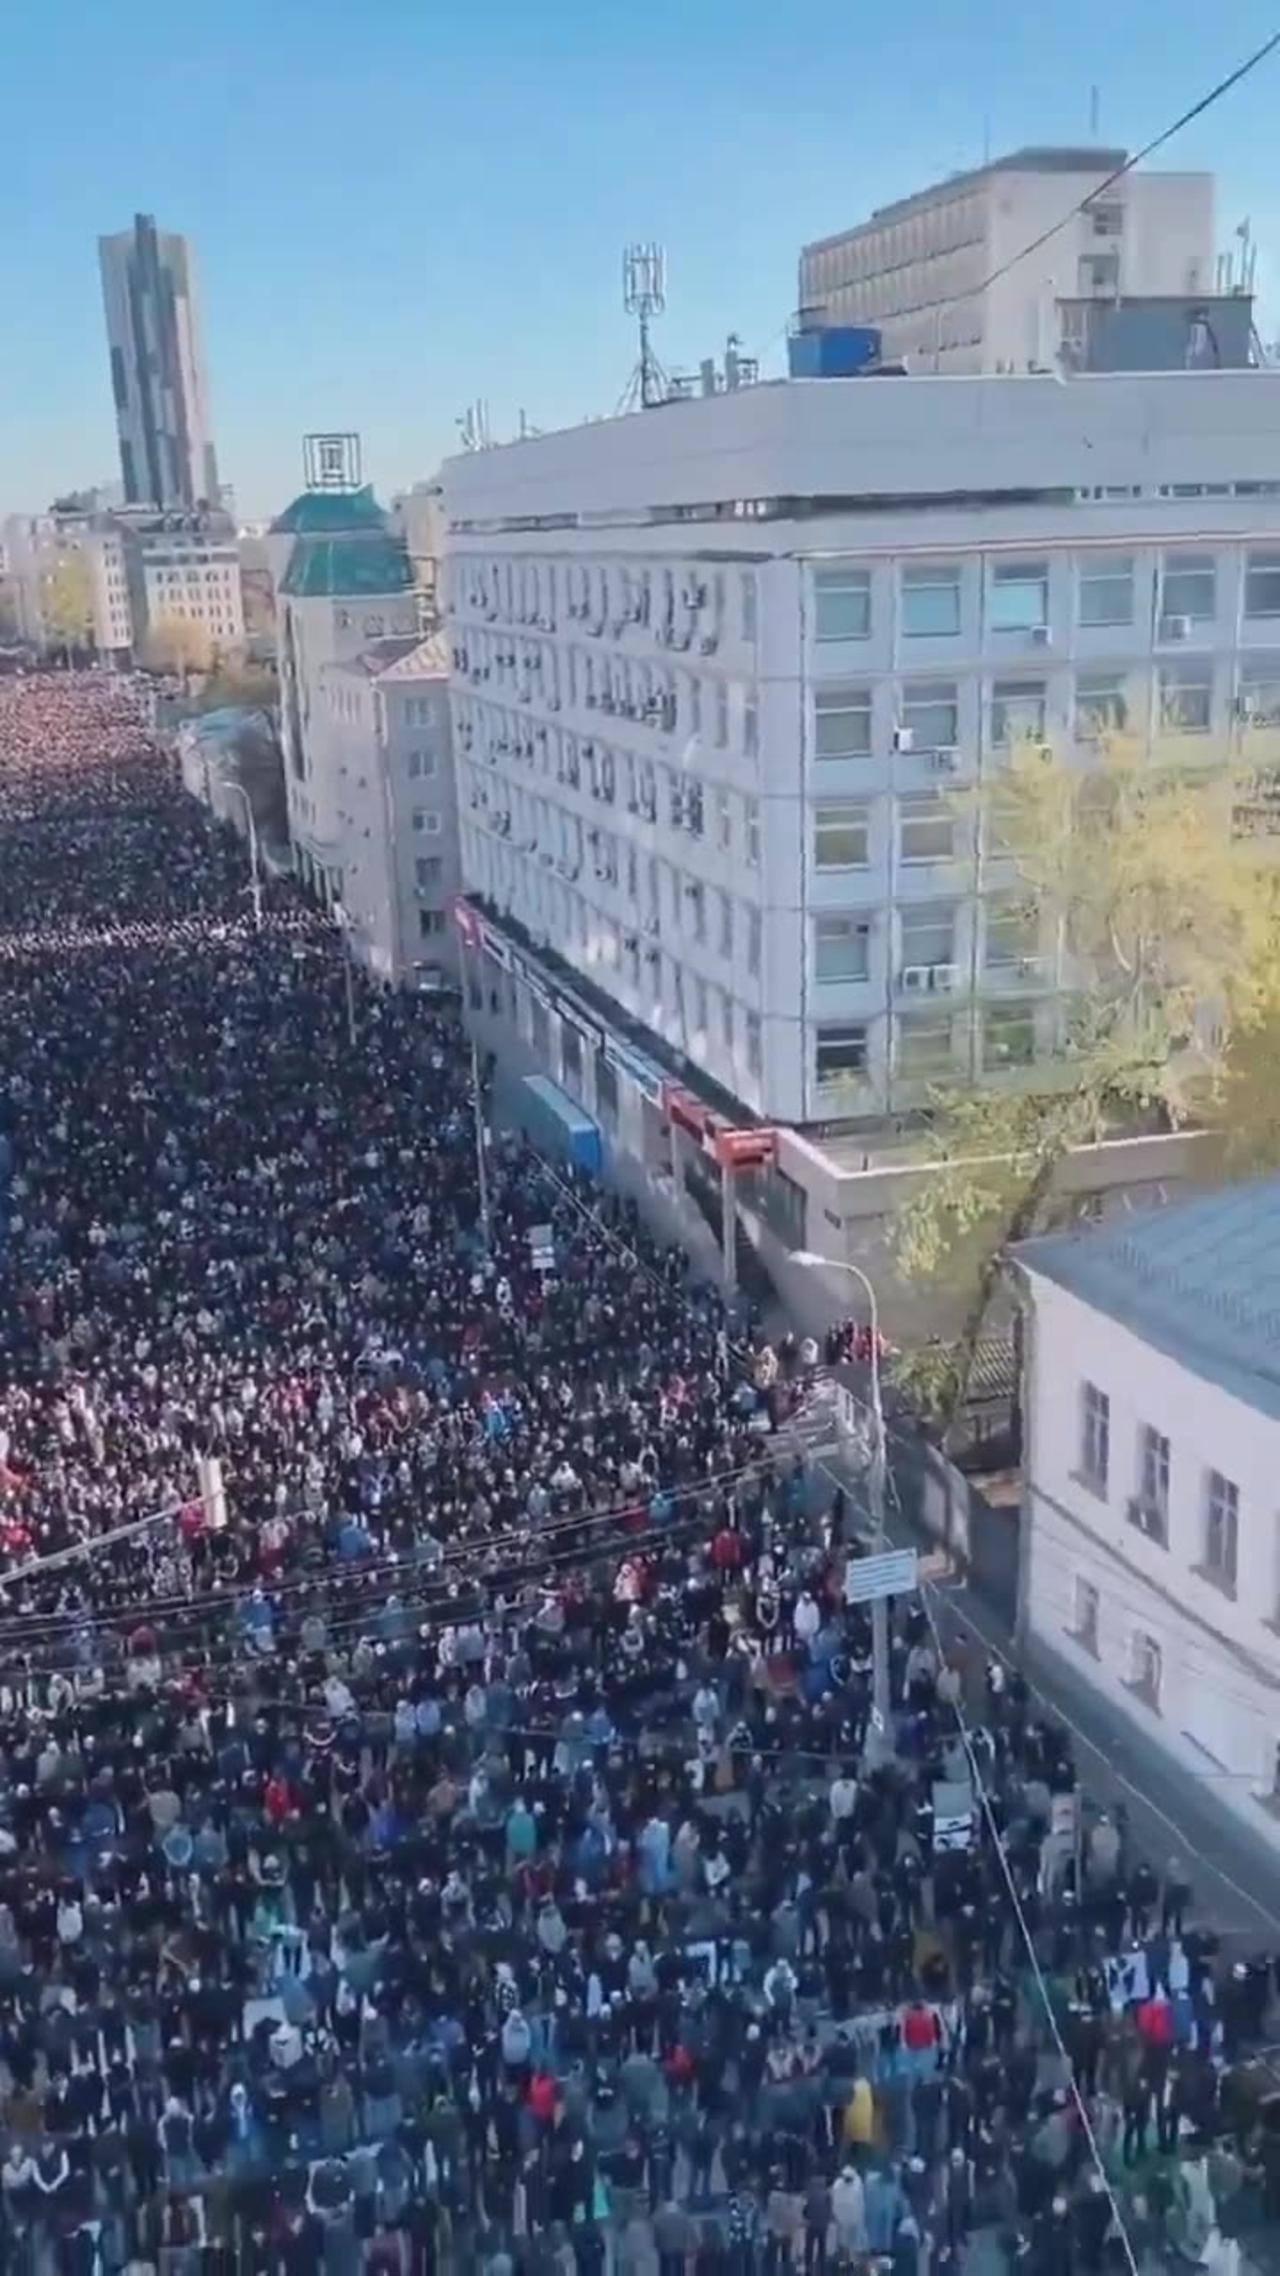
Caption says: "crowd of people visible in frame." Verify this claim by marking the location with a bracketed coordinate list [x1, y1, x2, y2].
[0, 670, 1275, 2276]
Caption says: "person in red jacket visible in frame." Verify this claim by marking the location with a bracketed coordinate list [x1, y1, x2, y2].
[1136, 1990, 1174, 2054]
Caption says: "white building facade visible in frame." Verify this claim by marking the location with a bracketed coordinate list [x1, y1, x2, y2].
[800, 150, 1214, 374]
[121, 513, 245, 659]
[2, 515, 134, 655]
[319, 634, 459, 983]
[1018, 1178, 1280, 1851]
[442, 368, 1280, 1136]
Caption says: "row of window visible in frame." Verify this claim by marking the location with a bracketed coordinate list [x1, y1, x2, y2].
[812, 656, 1280, 754]
[454, 559, 758, 649]
[815, 795, 966, 869]
[813, 897, 1035, 983]
[454, 644, 750, 750]
[814, 1001, 1039, 1085]
[465, 797, 765, 967]
[1078, 1382, 1241, 1590]
[814, 550, 1280, 643]
[463, 753, 763, 868]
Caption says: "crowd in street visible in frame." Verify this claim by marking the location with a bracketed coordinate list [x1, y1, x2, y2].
[0, 671, 1276, 2276]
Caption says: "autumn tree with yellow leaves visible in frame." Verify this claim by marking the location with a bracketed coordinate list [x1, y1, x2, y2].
[891, 732, 1280, 1429]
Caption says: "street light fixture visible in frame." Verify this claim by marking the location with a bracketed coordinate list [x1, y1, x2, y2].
[212, 769, 263, 931]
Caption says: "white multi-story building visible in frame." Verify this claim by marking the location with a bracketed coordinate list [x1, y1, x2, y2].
[442, 367, 1280, 1146]
[1017, 1175, 1280, 1855]
[270, 476, 423, 903]
[2, 513, 134, 655]
[119, 510, 245, 660]
[319, 633, 459, 983]
[799, 150, 1215, 374]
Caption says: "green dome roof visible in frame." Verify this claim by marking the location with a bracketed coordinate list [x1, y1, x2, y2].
[279, 532, 415, 600]
[269, 485, 388, 537]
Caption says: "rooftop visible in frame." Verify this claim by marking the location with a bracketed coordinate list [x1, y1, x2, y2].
[804, 148, 1132, 252]
[269, 486, 388, 538]
[332, 632, 449, 682]
[1019, 1174, 1280, 1421]
[279, 533, 414, 601]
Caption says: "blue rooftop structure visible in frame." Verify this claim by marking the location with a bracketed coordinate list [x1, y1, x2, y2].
[1019, 1174, 1280, 1422]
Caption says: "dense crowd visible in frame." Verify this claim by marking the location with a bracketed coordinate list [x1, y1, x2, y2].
[0, 671, 1275, 2276]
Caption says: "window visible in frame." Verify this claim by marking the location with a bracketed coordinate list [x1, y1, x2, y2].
[743, 692, 759, 759]
[1239, 662, 1280, 727]
[407, 748, 437, 778]
[1088, 202, 1123, 238]
[1075, 672, 1129, 739]
[814, 568, 871, 642]
[815, 803, 869, 869]
[746, 1011, 762, 1077]
[1160, 554, 1216, 627]
[412, 809, 442, 835]
[716, 790, 732, 852]
[900, 904, 954, 968]
[815, 1024, 868, 1082]
[418, 908, 444, 938]
[901, 679, 959, 751]
[1073, 1577, 1100, 1655]
[1134, 1426, 1170, 1545]
[747, 906, 762, 978]
[718, 890, 734, 959]
[815, 685, 873, 759]
[692, 974, 708, 1034]
[741, 574, 757, 644]
[901, 562, 961, 638]
[715, 682, 728, 748]
[1129, 1631, 1162, 1709]
[1204, 1470, 1239, 1592]
[744, 797, 761, 867]
[1080, 1380, 1110, 1494]
[815, 914, 870, 982]
[687, 881, 705, 944]
[984, 898, 1037, 970]
[1078, 555, 1134, 627]
[895, 1014, 954, 1077]
[898, 795, 953, 864]
[984, 1000, 1036, 1069]
[1079, 252, 1120, 294]
[720, 990, 735, 1050]
[1159, 660, 1213, 735]
[989, 559, 1049, 633]
[1245, 551, 1280, 619]
[990, 679, 1046, 748]
[688, 675, 702, 735]
[415, 855, 443, 890]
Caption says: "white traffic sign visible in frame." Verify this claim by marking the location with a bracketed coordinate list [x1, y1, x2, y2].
[843, 1547, 918, 1604]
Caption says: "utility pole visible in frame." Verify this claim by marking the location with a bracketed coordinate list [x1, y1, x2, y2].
[470, 1033, 491, 1249]
[218, 776, 262, 931]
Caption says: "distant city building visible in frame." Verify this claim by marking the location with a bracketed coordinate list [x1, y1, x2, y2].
[2, 512, 133, 656]
[1017, 1175, 1280, 1859]
[115, 507, 245, 664]
[320, 633, 460, 983]
[799, 150, 1215, 374]
[99, 213, 220, 508]
[390, 480, 446, 621]
[269, 438, 423, 905]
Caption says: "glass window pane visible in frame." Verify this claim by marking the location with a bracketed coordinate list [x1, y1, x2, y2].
[984, 898, 1037, 967]
[984, 1002, 1037, 1066]
[1245, 552, 1280, 619]
[989, 560, 1048, 631]
[1159, 662, 1212, 734]
[816, 1025, 868, 1079]
[991, 678, 1047, 746]
[814, 686, 872, 758]
[901, 564, 961, 637]
[815, 805, 869, 868]
[1075, 673, 1128, 737]
[815, 916, 870, 982]
[901, 680, 958, 748]
[899, 797, 954, 862]
[815, 571, 871, 641]
[896, 1015, 954, 1075]
[1160, 555, 1216, 625]
[900, 905, 955, 965]
[1078, 555, 1134, 626]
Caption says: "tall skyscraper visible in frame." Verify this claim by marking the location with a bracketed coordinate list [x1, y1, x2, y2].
[98, 214, 220, 509]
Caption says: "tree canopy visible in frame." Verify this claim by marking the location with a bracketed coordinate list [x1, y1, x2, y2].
[891, 733, 1280, 1429]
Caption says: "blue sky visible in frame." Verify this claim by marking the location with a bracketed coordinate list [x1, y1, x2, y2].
[3, 0, 1279, 517]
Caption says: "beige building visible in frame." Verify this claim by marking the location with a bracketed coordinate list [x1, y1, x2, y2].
[2, 513, 133, 656]
[800, 149, 1215, 373]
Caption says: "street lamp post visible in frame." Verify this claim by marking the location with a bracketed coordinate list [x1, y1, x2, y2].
[331, 901, 358, 1047]
[470, 1033, 492, 1251]
[214, 774, 263, 931]
[792, 1250, 891, 1758]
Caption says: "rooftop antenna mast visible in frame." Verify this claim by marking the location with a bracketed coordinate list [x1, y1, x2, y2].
[618, 243, 668, 413]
